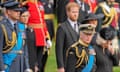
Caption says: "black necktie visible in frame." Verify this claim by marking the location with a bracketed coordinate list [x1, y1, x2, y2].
[14, 23, 17, 34]
[74, 24, 77, 32]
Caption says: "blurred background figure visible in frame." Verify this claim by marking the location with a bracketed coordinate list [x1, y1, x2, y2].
[23, 0, 52, 72]
[84, 0, 97, 13]
[19, 5, 38, 72]
[40, 0, 55, 72]
[75, 0, 91, 22]
[41, 0, 55, 41]
[56, 0, 76, 24]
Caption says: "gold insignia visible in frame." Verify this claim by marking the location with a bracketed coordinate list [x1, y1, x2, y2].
[88, 25, 93, 30]
[0, 16, 3, 21]
[69, 51, 74, 55]
[18, 50, 23, 54]
[4, 64, 8, 69]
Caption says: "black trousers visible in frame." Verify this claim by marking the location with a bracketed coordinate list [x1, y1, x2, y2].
[37, 46, 48, 72]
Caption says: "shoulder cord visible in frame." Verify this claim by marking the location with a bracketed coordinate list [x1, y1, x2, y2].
[100, 4, 117, 27]
[75, 46, 88, 68]
[66, 41, 89, 68]
[1, 24, 17, 53]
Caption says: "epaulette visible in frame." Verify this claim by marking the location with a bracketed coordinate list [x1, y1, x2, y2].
[71, 41, 79, 48]
[66, 41, 79, 58]
[78, 39, 88, 47]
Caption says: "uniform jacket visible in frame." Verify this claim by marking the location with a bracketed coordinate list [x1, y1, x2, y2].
[55, 20, 79, 68]
[41, 0, 55, 40]
[95, 2, 120, 32]
[27, 1, 49, 46]
[66, 40, 96, 72]
[0, 19, 30, 72]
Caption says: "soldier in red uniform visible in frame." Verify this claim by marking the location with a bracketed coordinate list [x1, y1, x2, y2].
[22, 0, 52, 72]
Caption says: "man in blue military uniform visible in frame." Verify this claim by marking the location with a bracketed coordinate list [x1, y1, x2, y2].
[0, 0, 31, 72]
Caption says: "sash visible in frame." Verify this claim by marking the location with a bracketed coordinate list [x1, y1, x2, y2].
[82, 45, 95, 72]
[3, 23, 25, 72]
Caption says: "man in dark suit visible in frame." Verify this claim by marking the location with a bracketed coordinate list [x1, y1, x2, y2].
[55, 2, 80, 72]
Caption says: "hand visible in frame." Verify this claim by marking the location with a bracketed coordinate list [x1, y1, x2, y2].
[34, 65, 39, 72]
[25, 68, 33, 72]
[46, 40, 52, 48]
[58, 67, 65, 72]
[108, 44, 114, 55]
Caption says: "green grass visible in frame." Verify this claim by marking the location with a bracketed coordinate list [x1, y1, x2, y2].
[114, 67, 120, 72]
[45, 42, 57, 72]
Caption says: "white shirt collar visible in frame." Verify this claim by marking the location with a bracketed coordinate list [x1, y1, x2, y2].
[68, 18, 79, 33]
[68, 18, 77, 27]
[8, 18, 17, 27]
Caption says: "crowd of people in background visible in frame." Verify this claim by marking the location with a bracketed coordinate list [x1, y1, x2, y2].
[0, 0, 120, 72]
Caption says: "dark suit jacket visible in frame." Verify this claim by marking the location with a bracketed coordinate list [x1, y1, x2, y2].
[55, 20, 80, 68]
[26, 27, 37, 71]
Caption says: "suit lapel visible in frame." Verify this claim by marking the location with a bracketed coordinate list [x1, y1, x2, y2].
[65, 20, 79, 42]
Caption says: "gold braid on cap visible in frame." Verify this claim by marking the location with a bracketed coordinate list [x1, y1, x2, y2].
[1, 24, 17, 53]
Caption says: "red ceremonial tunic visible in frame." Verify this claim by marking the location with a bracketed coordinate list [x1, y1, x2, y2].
[27, 1, 48, 46]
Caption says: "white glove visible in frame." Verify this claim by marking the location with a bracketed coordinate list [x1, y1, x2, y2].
[25, 68, 33, 72]
[46, 40, 52, 48]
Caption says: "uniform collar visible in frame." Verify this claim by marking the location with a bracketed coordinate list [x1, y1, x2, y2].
[7, 18, 17, 27]
[78, 39, 89, 47]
